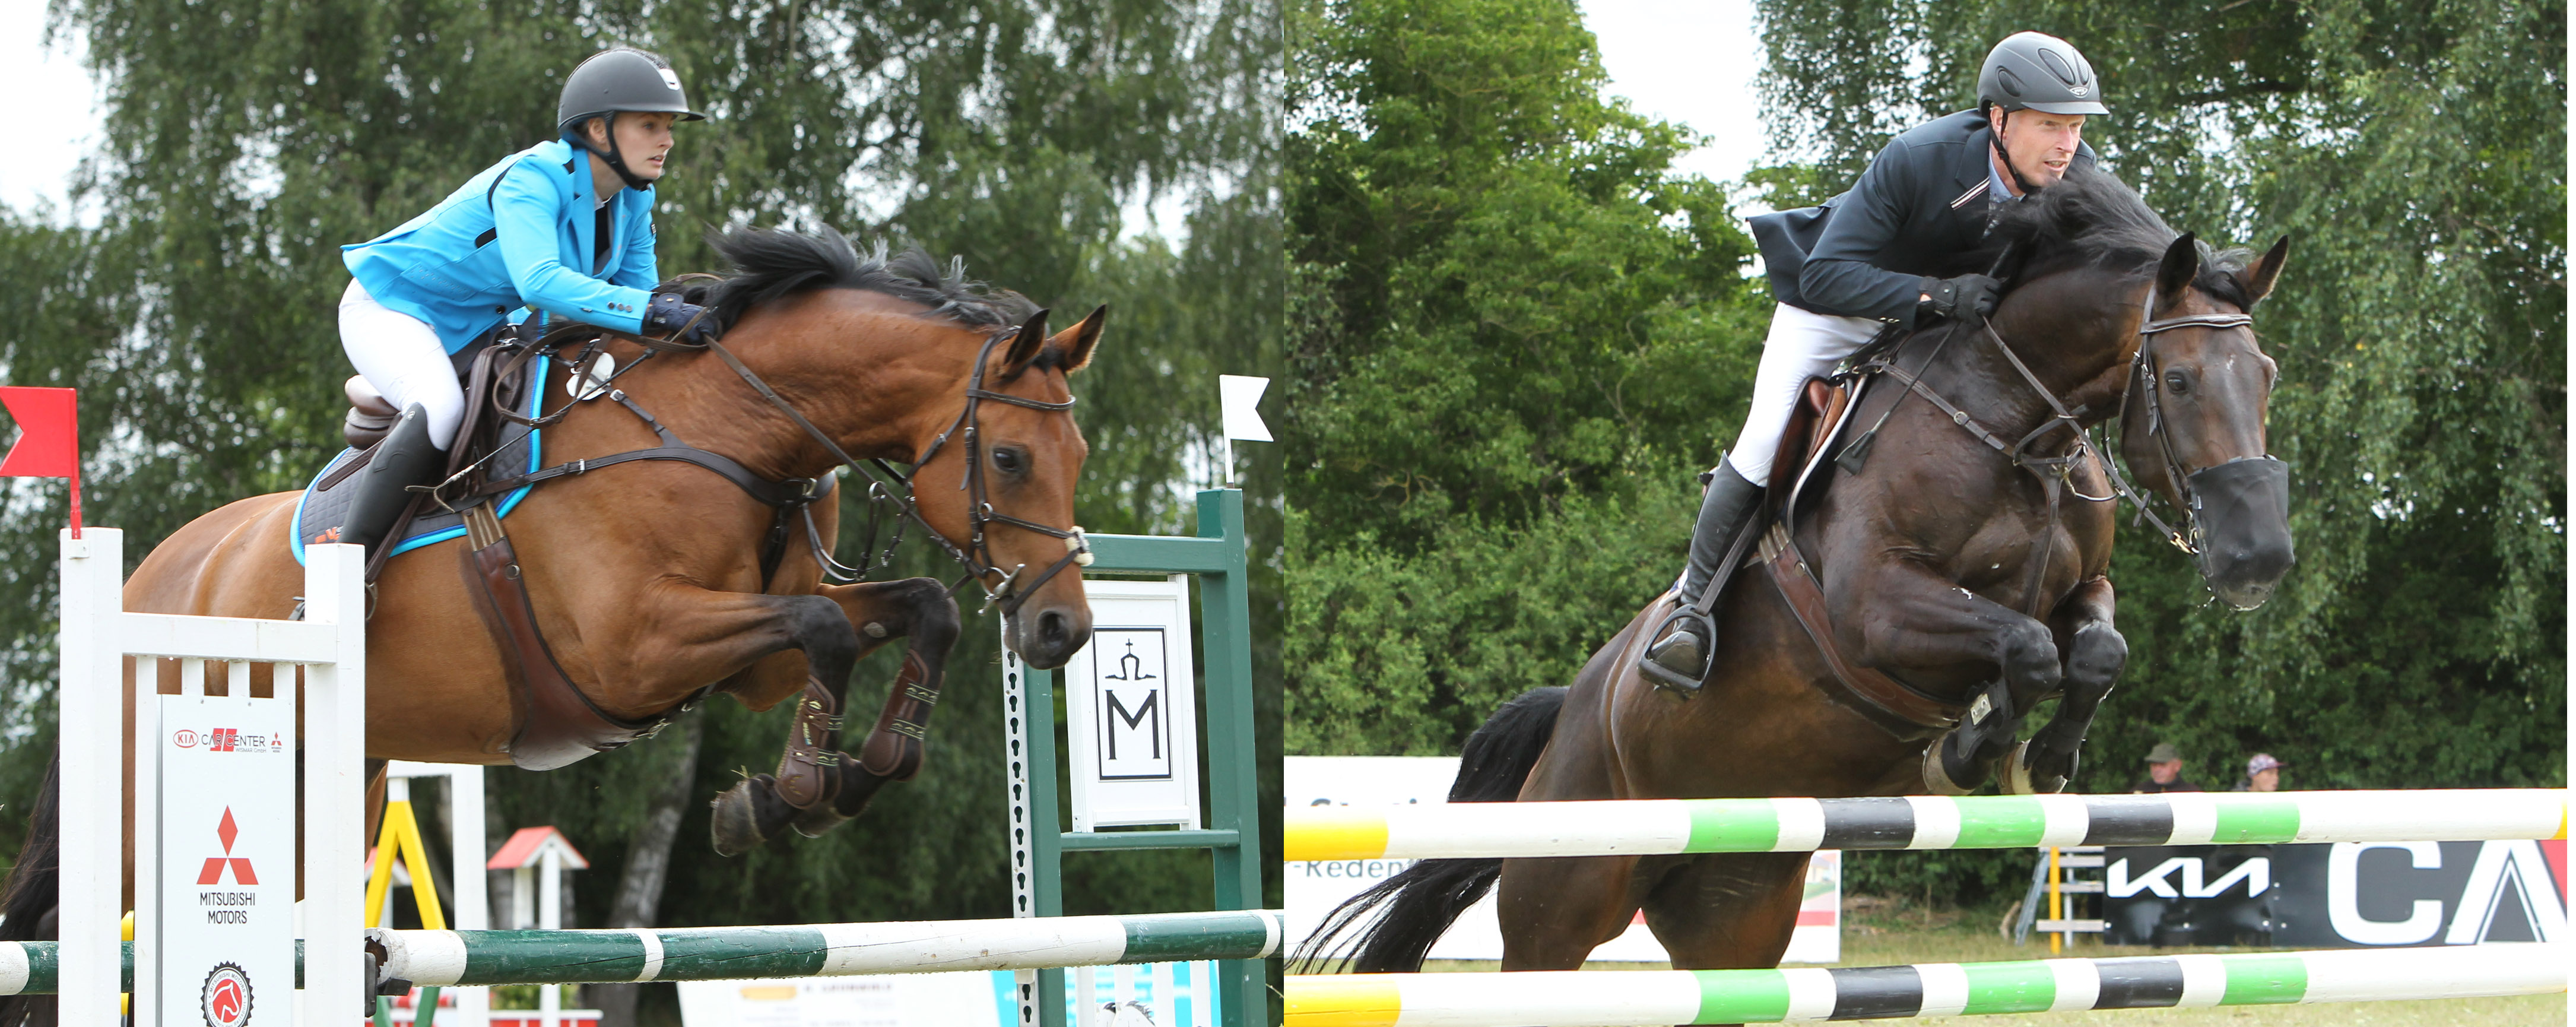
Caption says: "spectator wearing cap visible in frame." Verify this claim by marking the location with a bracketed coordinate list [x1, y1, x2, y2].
[2232, 753, 2286, 792]
[2131, 741, 2200, 793]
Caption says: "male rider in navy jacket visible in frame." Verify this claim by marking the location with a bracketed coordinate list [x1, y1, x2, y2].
[1642, 32, 2107, 691]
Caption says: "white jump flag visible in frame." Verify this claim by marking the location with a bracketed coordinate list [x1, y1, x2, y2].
[1217, 375, 1271, 484]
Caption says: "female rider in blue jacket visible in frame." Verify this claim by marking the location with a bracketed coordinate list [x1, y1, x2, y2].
[333, 46, 719, 553]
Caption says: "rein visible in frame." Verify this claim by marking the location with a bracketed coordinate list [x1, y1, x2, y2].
[451, 302, 1092, 616]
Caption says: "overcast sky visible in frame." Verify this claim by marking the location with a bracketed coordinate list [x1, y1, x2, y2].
[0, 0, 1771, 218]
[1581, 0, 1769, 190]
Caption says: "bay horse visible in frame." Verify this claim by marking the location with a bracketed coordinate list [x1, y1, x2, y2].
[0, 230, 1100, 965]
[1303, 167, 2295, 982]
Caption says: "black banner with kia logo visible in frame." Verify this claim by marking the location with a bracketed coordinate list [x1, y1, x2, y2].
[2101, 839, 2567, 947]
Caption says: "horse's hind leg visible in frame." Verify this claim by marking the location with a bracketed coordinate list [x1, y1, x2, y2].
[787, 578, 960, 838]
[1494, 855, 1647, 970]
[2007, 576, 2125, 794]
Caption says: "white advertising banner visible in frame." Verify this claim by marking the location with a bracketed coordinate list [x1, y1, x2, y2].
[148, 691, 297, 1027]
[677, 962, 1221, 1026]
[1062, 576, 1202, 831]
[1286, 756, 1841, 964]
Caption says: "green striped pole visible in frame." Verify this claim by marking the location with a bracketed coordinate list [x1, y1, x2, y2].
[0, 911, 1282, 994]
[1284, 944, 2569, 1025]
[1285, 790, 2569, 861]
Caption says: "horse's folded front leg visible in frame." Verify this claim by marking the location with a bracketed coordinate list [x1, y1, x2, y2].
[1835, 557, 2063, 793]
[698, 591, 864, 857]
[786, 578, 960, 840]
[2004, 576, 2125, 794]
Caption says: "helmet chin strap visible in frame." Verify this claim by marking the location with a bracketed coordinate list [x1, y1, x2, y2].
[580, 113, 656, 192]
[1990, 108, 2045, 196]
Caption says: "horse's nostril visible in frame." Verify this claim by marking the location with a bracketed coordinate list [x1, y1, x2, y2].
[1039, 610, 1070, 648]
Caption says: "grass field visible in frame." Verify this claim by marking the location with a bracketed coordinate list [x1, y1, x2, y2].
[1411, 895, 2568, 1025]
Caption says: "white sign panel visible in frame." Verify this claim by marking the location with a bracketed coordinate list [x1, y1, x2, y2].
[148, 692, 296, 1027]
[676, 962, 1221, 1026]
[1286, 756, 1841, 964]
[1063, 576, 1202, 831]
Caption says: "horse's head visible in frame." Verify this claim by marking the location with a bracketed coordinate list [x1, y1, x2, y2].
[2121, 233, 2295, 610]
[911, 305, 1105, 668]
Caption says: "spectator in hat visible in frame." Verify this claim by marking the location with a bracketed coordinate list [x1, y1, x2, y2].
[2231, 753, 2286, 792]
[2130, 741, 2200, 793]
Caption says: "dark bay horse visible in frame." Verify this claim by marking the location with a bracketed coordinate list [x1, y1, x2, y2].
[1305, 168, 2294, 980]
[1, 230, 1100, 950]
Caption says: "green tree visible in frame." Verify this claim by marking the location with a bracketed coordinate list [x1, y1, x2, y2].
[0, 0, 1282, 1006]
[1283, 0, 1771, 752]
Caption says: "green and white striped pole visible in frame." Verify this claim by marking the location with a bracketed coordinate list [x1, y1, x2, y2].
[0, 910, 1283, 994]
[1286, 790, 2569, 861]
[1285, 944, 2569, 1025]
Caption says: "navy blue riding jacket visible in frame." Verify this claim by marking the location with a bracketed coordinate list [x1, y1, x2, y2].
[1748, 110, 2097, 327]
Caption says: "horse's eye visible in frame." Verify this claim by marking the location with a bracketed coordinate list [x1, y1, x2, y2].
[2165, 370, 2190, 394]
[991, 448, 1024, 474]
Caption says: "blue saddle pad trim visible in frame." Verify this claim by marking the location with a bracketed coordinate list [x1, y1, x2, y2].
[290, 360, 551, 566]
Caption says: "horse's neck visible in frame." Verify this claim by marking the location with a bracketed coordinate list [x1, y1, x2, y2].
[1964, 277, 2142, 425]
[626, 313, 976, 481]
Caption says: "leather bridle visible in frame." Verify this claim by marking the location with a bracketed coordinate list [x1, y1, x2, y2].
[458, 305, 1092, 618]
[2106, 283, 2260, 562]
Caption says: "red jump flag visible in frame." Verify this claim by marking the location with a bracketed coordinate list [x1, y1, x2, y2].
[0, 387, 81, 537]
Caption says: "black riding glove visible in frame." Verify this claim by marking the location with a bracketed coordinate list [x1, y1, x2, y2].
[1920, 274, 2003, 324]
[644, 293, 720, 344]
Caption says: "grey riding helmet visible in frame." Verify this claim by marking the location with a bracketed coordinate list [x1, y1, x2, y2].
[1976, 31, 2107, 116]
[556, 47, 708, 138]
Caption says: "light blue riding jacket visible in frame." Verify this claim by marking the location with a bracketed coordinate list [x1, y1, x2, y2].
[342, 137, 657, 353]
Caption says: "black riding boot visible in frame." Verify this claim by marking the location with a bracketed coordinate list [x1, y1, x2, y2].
[1641, 458, 1766, 689]
[338, 404, 447, 554]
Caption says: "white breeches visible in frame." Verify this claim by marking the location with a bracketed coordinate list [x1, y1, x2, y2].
[340, 280, 465, 449]
[1725, 303, 1887, 482]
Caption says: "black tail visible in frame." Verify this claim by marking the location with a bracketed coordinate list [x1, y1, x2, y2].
[0, 752, 62, 1027]
[1293, 687, 1566, 972]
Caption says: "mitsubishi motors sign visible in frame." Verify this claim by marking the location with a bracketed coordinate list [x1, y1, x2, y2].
[145, 690, 295, 1027]
[2101, 840, 2568, 947]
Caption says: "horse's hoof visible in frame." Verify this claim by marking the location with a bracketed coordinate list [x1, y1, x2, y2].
[710, 775, 797, 856]
[1999, 741, 2067, 794]
[1921, 738, 1976, 795]
[791, 757, 898, 838]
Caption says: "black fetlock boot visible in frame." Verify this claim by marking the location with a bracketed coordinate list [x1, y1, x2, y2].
[1639, 458, 1766, 692]
[338, 404, 447, 554]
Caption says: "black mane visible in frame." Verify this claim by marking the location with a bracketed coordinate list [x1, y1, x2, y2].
[694, 227, 1039, 332]
[1974, 164, 2253, 309]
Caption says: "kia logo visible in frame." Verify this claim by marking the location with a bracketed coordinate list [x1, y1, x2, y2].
[173, 730, 198, 748]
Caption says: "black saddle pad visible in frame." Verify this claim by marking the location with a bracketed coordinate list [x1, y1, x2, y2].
[290, 360, 554, 566]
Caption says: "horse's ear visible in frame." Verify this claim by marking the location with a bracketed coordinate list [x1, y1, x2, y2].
[2240, 234, 2291, 306]
[2155, 233, 2200, 308]
[1002, 308, 1051, 375]
[1048, 304, 1107, 373]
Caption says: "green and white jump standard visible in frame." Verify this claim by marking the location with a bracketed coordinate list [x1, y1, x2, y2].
[1284, 790, 2570, 861]
[0, 911, 1285, 994]
[1283, 944, 2569, 1026]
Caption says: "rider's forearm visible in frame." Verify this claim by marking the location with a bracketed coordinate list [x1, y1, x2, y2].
[1796, 256, 1923, 326]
